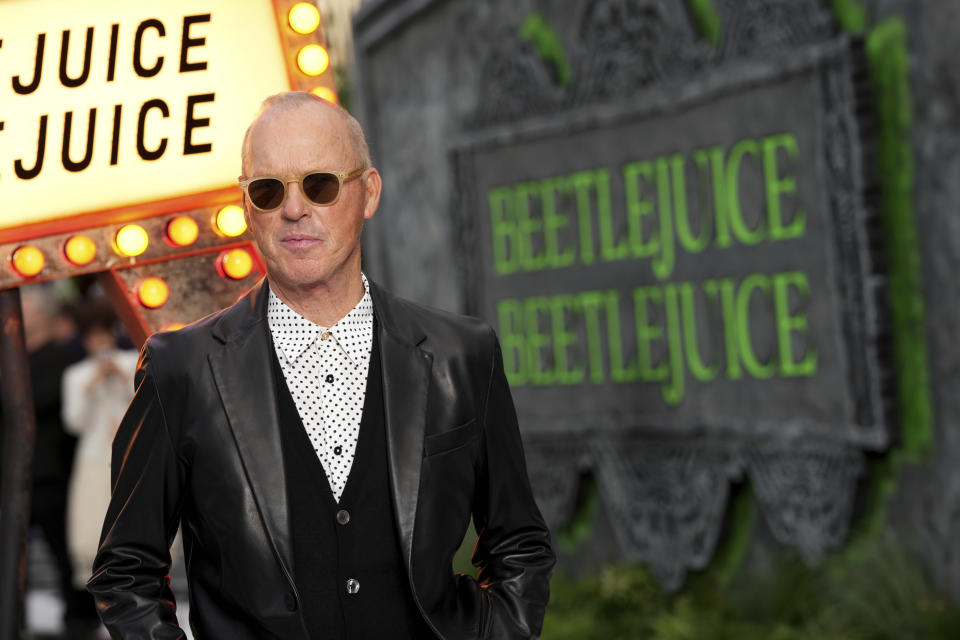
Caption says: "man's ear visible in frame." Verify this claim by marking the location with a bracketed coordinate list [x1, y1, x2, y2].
[362, 168, 382, 220]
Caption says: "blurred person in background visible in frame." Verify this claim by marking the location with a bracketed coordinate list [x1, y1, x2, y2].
[13, 284, 93, 630]
[54, 299, 87, 365]
[61, 298, 138, 623]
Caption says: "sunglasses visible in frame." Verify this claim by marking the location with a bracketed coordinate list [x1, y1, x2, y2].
[238, 167, 366, 211]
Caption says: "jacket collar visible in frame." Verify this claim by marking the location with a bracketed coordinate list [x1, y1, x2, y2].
[209, 276, 431, 575]
[211, 277, 427, 349]
[210, 276, 269, 345]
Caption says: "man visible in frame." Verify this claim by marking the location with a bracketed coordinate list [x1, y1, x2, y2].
[87, 92, 555, 639]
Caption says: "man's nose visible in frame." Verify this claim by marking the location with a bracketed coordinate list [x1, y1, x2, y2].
[281, 180, 309, 220]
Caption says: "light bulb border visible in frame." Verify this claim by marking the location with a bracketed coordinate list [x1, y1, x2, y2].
[137, 277, 171, 309]
[10, 245, 46, 278]
[62, 235, 98, 267]
[114, 224, 150, 258]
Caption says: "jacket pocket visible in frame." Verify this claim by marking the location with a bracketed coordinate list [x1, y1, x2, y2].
[423, 418, 478, 457]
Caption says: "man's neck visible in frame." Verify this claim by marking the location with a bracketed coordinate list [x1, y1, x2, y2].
[269, 270, 366, 327]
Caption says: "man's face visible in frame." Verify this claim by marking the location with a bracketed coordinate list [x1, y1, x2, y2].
[242, 104, 380, 293]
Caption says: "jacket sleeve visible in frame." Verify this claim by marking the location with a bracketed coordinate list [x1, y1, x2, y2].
[471, 328, 556, 639]
[87, 345, 187, 639]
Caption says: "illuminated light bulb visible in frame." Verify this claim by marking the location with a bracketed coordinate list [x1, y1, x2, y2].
[215, 205, 247, 237]
[115, 224, 149, 257]
[11, 245, 45, 277]
[219, 248, 254, 280]
[311, 86, 339, 104]
[288, 2, 321, 34]
[162, 322, 186, 332]
[137, 277, 169, 309]
[63, 235, 97, 266]
[297, 44, 329, 76]
[167, 215, 199, 247]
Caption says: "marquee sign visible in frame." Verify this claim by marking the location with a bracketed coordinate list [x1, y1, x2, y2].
[0, 0, 290, 240]
[0, 0, 338, 341]
[457, 42, 888, 451]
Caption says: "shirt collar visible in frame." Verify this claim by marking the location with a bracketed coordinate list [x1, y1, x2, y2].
[267, 273, 373, 366]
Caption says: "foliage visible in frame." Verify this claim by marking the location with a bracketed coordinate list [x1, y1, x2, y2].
[831, 0, 868, 32]
[542, 537, 960, 639]
[840, 11, 932, 555]
[555, 474, 600, 553]
[709, 482, 755, 586]
[864, 17, 933, 461]
[686, 0, 721, 46]
[518, 13, 571, 87]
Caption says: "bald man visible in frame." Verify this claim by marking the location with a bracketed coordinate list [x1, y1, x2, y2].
[88, 92, 555, 639]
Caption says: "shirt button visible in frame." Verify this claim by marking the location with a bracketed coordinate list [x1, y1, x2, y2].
[346, 578, 360, 595]
[334, 445, 342, 456]
[336, 509, 350, 525]
[284, 592, 297, 611]
[325, 374, 334, 383]
[320, 331, 331, 341]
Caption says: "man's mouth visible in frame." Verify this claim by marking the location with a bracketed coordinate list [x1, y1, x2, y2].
[281, 234, 321, 249]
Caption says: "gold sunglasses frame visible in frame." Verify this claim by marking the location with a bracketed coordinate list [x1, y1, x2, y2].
[238, 167, 366, 211]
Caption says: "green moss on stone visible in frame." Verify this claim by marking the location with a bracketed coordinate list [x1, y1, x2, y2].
[518, 13, 571, 88]
[686, 0, 721, 46]
[866, 17, 933, 460]
[709, 483, 756, 585]
[831, 0, 868, 33]
[555, 474, 599, 552]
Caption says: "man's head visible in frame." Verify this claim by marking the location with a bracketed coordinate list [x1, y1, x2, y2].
[240, 92, 381, 295]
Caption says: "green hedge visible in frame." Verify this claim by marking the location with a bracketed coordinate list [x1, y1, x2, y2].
[542, 537, 960, 639]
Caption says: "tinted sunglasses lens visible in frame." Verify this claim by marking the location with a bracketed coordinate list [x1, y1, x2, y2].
[302, 172, 342, 205]
[247, 178, 285, 210]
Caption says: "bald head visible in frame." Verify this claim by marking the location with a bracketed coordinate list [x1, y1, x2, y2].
[241, 92, 371, 177]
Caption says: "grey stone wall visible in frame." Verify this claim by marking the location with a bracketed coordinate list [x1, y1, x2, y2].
[353, 0, 960, 598]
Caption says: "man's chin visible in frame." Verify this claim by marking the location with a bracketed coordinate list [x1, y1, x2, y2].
[267, 267, 340, 292]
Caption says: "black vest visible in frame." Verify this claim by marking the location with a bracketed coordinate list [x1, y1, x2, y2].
[271, 324, 434, 639]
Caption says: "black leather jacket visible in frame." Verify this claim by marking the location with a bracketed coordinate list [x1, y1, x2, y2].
[88, 279, 555, 639]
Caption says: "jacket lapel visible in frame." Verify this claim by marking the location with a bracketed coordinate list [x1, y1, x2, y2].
[207, 281, 295, 579]
[370, 283, 432, 570]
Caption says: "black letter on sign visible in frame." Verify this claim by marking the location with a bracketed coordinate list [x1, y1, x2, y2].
[184, 93, 215, 155]
[133, 19, 165, 78]
[107, 24, 120, 82]
[137, 99, 169, 161]
[14, 115, 48, 179]
[62, 108, 96, 171]
[59, 27, 93, 87]
[12, 33, 45, 95]
[110, 104, 122, 165]
[180, 14, 211, 72]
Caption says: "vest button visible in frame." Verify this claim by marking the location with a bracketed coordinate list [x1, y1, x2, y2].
[346, 578, 360, 595]
[336, 509, 350, 525]
[284, 592, 297, 611]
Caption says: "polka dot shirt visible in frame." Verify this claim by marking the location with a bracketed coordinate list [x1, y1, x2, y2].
[267, 273, 373, 502]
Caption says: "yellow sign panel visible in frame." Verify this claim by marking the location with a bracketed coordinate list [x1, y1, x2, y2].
[0, 0, 290, 238]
